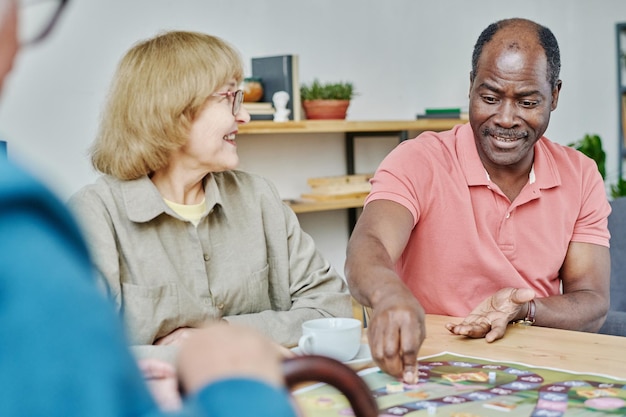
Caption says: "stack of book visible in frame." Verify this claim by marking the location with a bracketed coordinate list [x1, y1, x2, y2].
[243, 102, 274, 121]
[416, 107, 468, 120]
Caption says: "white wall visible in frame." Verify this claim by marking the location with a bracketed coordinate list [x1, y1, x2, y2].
[2, 0, 625, 276]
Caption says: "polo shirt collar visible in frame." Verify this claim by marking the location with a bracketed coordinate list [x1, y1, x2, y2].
[121, 174, 222, 223]
[457, 123, 561, 190]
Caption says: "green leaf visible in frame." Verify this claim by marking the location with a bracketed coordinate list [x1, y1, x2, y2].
[300, 79, 355, 100]
[568, 134, 606, 180]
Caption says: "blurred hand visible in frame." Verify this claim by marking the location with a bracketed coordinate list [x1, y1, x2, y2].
[445, 287, 535, 342]
[368, 291, 425, 384]
[177, 322, 286, 394]
[138, 358, 182, 411]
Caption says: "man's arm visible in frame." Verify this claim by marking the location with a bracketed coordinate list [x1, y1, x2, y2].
[446, 242, 610, 341]
[541, 241, 610, 331]
[345, 200, 424, 383]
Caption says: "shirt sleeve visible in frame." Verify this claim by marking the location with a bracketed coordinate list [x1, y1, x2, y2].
[191, 378, 297, 417]
[0, 164, 159, 417]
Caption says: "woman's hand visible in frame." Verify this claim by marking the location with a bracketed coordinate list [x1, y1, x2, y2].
[154, 327, 202, 346]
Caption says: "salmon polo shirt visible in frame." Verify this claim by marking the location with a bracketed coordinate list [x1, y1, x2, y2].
[366, 123, 611, 317]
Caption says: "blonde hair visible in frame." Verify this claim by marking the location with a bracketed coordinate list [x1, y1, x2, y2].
[90, 31, 244, 180]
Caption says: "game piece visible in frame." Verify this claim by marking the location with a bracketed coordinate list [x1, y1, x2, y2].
[385, 381, 404, 393]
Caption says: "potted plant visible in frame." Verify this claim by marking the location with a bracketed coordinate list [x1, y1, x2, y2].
[300, 79, 355, 120]
[611, 177, 626, 199]
[568, 133, 626, 199]
[568, 134, 606, 179]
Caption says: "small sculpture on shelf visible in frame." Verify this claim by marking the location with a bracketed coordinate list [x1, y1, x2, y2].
[272, 91, 291, 122]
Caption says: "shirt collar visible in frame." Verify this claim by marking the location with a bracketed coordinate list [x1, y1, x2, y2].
[457, 123, 560, 190]
[122, 174, 222, 223]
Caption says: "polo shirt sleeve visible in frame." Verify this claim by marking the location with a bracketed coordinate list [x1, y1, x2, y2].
[572, 160, 611, 247]
[366, 135, 442, 226]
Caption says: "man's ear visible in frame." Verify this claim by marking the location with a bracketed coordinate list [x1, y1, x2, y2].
[551, 79, 562, 111]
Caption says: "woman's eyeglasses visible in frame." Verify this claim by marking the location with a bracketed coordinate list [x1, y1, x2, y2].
[212, 90, 244, 116]
[19, 0, 69, 46]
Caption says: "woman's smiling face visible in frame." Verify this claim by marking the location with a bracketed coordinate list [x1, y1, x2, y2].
[179, 80, 250, 173]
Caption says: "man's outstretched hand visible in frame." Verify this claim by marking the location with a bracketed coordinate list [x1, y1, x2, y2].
[445, 288, 535, 342]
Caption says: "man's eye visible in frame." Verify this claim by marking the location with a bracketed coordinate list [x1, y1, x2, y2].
[482, 96, 498, 104]
[520, 100, 538, 107]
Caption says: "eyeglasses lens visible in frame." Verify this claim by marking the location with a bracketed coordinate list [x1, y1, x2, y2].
[232, 90, 243, 115]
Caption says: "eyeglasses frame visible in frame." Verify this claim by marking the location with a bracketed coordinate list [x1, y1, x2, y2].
[20, 0, 69, 45]
[212, 89, 244, 116]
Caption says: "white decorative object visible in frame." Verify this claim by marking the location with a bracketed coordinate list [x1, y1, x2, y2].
[272, 91, 291, 122]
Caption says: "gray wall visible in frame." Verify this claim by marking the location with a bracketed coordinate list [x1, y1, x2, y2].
[2, 0, 625, 275]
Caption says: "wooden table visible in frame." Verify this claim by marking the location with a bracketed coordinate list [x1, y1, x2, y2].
[401, 314, 626, 378]
[290, 315, 626, 417]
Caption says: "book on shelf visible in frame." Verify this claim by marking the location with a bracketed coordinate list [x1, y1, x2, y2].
[416, 107, 468, 120]
[425, 107, 462, 114]
[242, 102, 275, 120]
[251, 54, 301, 121]
[243, 102, 274, 114]
[243, 102, 273, 111]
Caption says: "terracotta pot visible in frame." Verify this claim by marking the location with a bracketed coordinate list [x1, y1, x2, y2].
[302, 99, 350, 120]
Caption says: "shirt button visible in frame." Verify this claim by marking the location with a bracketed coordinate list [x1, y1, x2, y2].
[217, 303, 225, 310]
[203, 253, 210, 261]
[505, 212, 511, 219]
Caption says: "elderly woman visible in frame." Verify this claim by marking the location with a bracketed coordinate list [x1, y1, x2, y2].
[69, 31, 352, 364]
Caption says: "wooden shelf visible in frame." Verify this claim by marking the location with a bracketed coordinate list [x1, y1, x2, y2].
[284, 196, 366, 213]
[238, 119, 463, 216]
[238, 119, 464, 135]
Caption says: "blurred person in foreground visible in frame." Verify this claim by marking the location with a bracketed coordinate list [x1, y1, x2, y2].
[0, 0, 298, 415]
[345, 18, 611, 384]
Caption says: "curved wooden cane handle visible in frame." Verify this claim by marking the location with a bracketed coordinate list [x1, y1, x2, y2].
[282, 355, 378, 417]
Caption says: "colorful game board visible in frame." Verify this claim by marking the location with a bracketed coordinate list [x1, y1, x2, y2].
[293, 352, 626, 417]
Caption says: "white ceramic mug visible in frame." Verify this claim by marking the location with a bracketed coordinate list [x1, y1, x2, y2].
[298, 317, 362, 362]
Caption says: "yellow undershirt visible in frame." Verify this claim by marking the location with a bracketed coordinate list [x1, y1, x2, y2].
[164, 198, 206, 226]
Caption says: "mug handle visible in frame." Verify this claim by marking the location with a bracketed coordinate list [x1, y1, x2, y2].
[282, 355, 378, 417]
[297, 333, 313, 354]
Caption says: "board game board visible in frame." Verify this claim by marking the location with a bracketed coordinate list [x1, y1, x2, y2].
[293, 352, 626, 417]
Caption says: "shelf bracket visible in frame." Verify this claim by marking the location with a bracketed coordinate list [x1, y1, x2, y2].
[344, 130, 410, 235]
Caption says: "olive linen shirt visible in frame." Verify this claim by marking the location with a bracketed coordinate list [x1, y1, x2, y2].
[68, 171, 351, 363]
